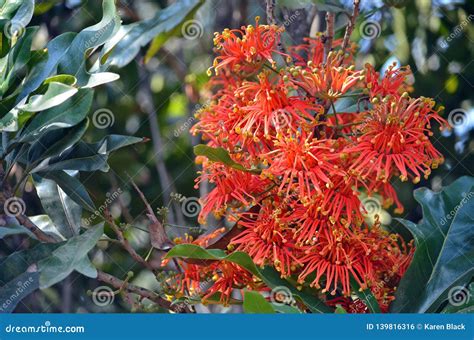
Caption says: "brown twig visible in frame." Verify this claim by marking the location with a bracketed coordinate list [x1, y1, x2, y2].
[341, 0, 361, 51]
[15, 213, 58, 243]
[324, 12, 335, 62]
[265, 0, 288, 63]
[97, 270, 192, 313]
[128, 177, 172, 251]
[265, 0, 277, 25]
[104, 209, 155, 272]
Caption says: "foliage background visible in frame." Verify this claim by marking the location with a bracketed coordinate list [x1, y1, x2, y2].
[1, 0, 472, 313]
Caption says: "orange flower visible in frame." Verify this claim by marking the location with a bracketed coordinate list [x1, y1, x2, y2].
[209, 17, 286, 76]
[176, 17, 444, 312]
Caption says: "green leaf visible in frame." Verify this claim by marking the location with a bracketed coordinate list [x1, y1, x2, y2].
[19, 88, 93, 141]
[37, 224, 103, 288]
[390, 176, 474, 313]
[0, 271, 39, 313]
[31, 135, 143, 173]
[165, 244, 332, 313]
[57, 0, 120, 86]
[351, 278, 381, 313]
[33, 173, 83, 239]
[0, 243, 60, 283]
[334, 305, 348, 313]
[8, 0, 34, 33]
[243, 291, 275, 314]
[194, 144, 260, 174]
[105, 0, 203, 68]
[441, 283, 474, 314]
[17, 33, 76, 103]
[36, 170, 96, 213]
[19, 82, 78, 112]
[26, 119, 88, 164]
[271, 303, 302, 314]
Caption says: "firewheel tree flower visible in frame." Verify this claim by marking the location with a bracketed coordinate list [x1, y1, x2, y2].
[173, 17, 447, 313]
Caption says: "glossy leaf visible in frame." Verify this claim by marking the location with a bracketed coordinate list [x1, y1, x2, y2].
[33, 174, 83, 239]
[243, 291, 275, 314]
[105, 0, 203, 68]
[36, 170, 96, 213]
[390, 176, 474, 313]
[19, 82, 78, 112]
[19, 88, 93, 142]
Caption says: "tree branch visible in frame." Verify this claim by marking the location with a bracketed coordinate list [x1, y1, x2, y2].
[324, 12, 335, 62]
[96, 270, 192, 313]
[104, 209, 155, 272]
[341, 0, 361, 51]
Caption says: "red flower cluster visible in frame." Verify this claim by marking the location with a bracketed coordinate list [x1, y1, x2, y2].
[178, 18, 447, 312]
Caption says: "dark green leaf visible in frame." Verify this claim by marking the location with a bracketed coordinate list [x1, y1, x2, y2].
[0, 243, 60, 283]
[390, 176, 474, 313]
[351, 278, 381, 313]
[37, 224, 103, 288]
[19, 88, 93, 141]
[31, 135, 143, 173]
[36, 170, 96, 212]
[0, 271, 39, 313]
[33, 173, 83, 239]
